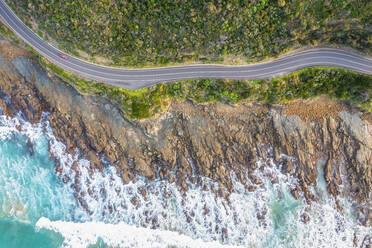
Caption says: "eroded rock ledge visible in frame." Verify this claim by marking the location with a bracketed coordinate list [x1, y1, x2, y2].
[0, 38, 371, 226]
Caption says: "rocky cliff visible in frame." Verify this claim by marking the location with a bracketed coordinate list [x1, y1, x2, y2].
[0, 37, 371, 227]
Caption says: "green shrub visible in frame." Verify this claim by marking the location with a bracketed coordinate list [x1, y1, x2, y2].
[6, 0, 372, 67]
[41, 56, 372, 119]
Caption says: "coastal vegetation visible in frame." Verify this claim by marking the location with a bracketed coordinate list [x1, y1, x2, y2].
[0, 23, 13, 37]
[0, 22, 19, 44]
[0, 22, 370, 120]
[42, 54, 372, 119]
[6, 0, 372, 67]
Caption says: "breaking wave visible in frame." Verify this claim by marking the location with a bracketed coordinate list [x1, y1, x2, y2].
[0, 111, 370, 247]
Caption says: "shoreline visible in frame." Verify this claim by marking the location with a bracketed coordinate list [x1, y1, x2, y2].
[0, 34, 371, 243]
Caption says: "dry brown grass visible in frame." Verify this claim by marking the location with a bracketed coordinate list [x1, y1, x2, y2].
[284, 96, 347, 122]
[0, 40, 29, 63]
[361, 112, 372, 125]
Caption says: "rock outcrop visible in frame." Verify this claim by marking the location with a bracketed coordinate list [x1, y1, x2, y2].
[0, 37, 371, 226]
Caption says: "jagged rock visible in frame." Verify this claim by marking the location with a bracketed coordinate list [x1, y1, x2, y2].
[131, 197, 138, 206]
[134, 157, 154, 179]
[138, 187, 147, 201]
[354, 233, 358, 247]
[247, 185, 255, 192]
[301, 213, 310, 224]
[291, 187, 300, 200]
[0, 37, 372, 226]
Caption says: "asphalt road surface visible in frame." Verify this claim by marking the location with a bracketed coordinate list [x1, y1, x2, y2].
[1, 0, 372, 90]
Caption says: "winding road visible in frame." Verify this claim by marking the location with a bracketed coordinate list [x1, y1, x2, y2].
[1, 0, 372, 90]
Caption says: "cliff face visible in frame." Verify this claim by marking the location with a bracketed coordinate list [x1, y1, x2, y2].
[0, 38, 371, 226]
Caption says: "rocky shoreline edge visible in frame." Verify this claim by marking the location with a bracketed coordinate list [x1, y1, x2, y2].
[0, 37, 371, 239]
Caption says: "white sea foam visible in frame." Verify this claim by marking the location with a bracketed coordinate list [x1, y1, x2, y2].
[0, 111, 371, 248]
[0, 113, 21, 139]
[0, 112, 82, 223]
[36, 217, 243, 248]
[46, 132, 372, 248]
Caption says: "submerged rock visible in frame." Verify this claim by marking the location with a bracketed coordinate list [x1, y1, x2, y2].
[26, 138, 34, 156]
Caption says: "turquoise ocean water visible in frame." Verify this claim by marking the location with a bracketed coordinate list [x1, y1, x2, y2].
[0, 111, 370, 248]
[0, 113, 80, 248]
